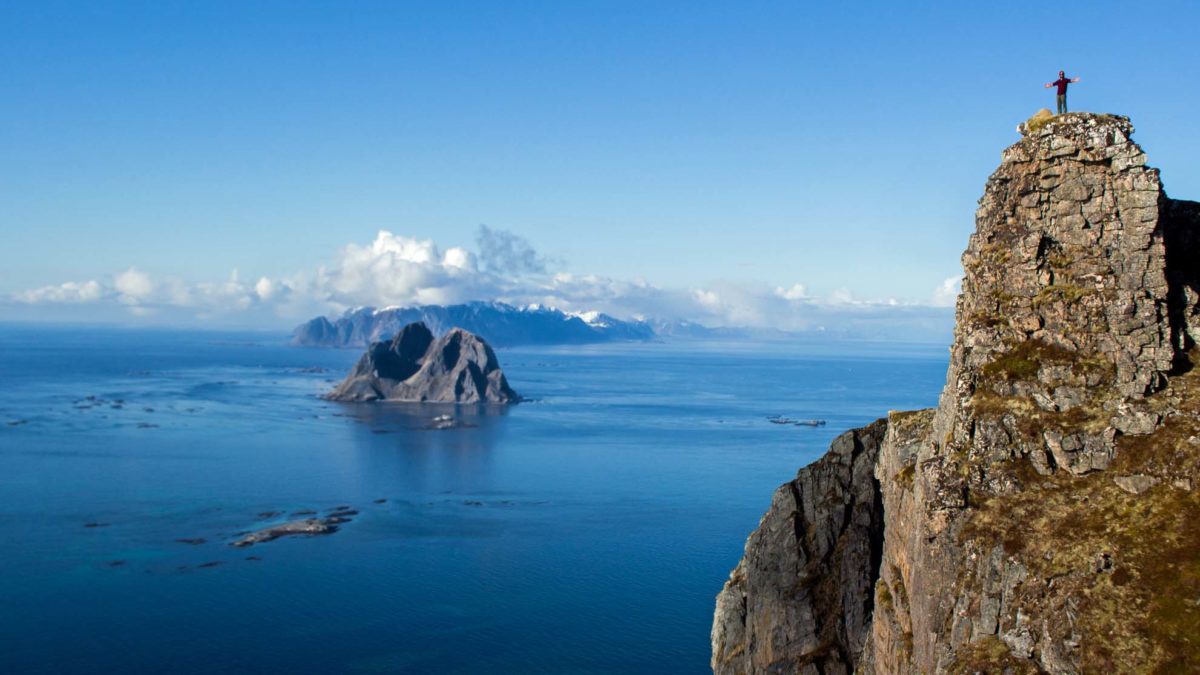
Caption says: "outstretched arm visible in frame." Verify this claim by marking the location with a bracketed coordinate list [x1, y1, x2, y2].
[1044, 83, 1054, 88]
[1072, 77, 1080, 83]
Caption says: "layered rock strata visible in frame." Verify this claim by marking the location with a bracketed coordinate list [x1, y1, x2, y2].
[714, 113, 1200, 673]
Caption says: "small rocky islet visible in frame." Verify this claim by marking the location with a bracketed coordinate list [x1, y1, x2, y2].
[82, 493, 557, 575]
[230, 505, 361, 548]
[95, 502, 399, 573]
[230, 518, 340, 548]
[766, 415, 826, 427]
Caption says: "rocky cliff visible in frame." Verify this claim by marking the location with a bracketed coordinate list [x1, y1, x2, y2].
[713, 113, 1200, 673]
[326, 321, 519, 403]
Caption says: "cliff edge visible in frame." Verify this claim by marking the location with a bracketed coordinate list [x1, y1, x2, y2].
[713, 113, 1200, 673]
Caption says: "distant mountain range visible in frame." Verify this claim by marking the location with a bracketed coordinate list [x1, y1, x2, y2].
[292, 302, 657, 348]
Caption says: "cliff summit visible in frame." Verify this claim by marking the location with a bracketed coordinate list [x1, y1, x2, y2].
[713, 113, 1200, 673]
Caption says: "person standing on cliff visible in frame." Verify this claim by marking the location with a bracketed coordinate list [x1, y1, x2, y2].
[1045, 70, 1080, 114]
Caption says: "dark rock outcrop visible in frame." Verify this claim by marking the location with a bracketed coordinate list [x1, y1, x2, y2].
[714, 113, 1200, 673]
[293, 301, 654, 348]
[326, 321, 518, 403]
[712, 421, 886, 675]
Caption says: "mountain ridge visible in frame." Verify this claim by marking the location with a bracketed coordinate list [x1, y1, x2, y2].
[291, 301, 655, 348]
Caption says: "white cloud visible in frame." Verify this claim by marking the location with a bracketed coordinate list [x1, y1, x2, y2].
[313, 230, 492, 309]
[475, 225, 550, 275]
[829, 287, 858, 305]
[442, 247, 474, 270]
[692, 288, 721, 308]
[6, 226, 955, 339]
[254, 277, 276, 301]
[15, 279, 104, 303]
[774, 283, 808, 301]
[114, 268, 155, 303]
[932, 275, 963, 307]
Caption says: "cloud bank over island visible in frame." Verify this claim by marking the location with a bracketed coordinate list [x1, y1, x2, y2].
[6, 226, 958, 340]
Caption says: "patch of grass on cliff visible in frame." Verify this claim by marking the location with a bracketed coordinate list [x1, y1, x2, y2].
[889, 408, 933, 430]
[948, 636, 1042, 675]
[875, 578, 893, 611]
[889, 563, 909, 609]
[968, 311, 1005, 329]
[979, 339, 1077, 382]
[959, 357, 1200, 672]
[1025, 109, 1055, 133]
[888, 409, 932, 489]
[965, 288, 1017, 328]
[979, 241, 1013, 267]
[970, 393, 1110, 437]
[1045, 249, 1075, 269]
[1031, 283, 1091, 308]
[964, 469, 1200, 671]
[888, 408, 936, 443]
[977, 339, 1115, 395]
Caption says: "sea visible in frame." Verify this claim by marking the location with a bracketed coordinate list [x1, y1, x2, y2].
[0, 325, 948, 674]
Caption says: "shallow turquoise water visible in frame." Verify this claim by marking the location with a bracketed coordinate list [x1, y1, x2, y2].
[0, 326, 947, 673]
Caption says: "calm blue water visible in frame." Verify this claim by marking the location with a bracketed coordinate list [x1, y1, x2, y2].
[0, 325, 947, 674]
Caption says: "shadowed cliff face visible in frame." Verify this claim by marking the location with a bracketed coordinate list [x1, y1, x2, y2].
[713, 113, 1200, 674]
[712, 421, 887, 675]
[368, 322, 435, 382]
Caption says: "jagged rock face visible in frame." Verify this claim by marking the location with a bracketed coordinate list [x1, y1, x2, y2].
[326, 322, 519, 404]
[714, 113, 1200, 674]
[936, 113, 1178, 480]
[712, 421, 887, 675]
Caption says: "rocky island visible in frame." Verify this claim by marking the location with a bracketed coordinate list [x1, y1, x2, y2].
[712, 113, 1200, 673]
[326, 321, 519, 403]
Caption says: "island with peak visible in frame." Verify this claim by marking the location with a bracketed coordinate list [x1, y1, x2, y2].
[325, 321, 519, 404]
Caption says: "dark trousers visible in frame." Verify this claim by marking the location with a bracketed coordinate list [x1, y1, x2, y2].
[1057, 94, 1068, 114]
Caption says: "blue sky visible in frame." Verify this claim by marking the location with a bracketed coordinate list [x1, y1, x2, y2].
[2, 1, 1197, 330]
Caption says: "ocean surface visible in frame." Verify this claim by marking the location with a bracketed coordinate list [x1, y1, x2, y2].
[0, 325, 948, 674]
